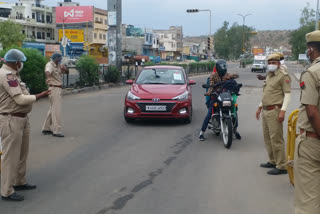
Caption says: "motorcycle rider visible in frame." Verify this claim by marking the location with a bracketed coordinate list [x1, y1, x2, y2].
[199, 59, 240, 141]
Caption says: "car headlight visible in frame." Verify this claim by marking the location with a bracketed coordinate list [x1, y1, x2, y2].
[127, 91, 141, 100]
[222, 101, 232, 106]
[172, 91, 189, 101]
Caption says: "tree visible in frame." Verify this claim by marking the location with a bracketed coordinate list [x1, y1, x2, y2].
[214, 21, 255, 60]
[289, 2, 316, 59]
[0, 47, 48, 94]
[0, 21, 25, 49]
[76, 55, 100, 87]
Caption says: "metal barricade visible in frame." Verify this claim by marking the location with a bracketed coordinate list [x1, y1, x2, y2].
[287, 109, 299, 186]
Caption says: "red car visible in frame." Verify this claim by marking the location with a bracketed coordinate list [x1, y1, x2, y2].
[124, 65, 196, 123]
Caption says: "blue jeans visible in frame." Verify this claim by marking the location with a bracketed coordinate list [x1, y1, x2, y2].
[201, 100, 214, 132]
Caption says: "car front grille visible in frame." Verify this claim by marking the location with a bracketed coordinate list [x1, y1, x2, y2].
[136, 102, 176, 113]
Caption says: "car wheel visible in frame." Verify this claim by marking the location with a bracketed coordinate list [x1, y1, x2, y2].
[125, 116, 134, 123]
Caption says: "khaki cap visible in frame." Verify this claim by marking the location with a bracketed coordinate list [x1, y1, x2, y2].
[267, 54, 280, 61]
[306, 30, 320, 43]
[275, 52, 284, 59]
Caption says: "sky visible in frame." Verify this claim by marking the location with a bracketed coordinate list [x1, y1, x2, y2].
[4, 0, 316, 36]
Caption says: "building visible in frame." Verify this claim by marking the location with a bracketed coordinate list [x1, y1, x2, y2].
[122, 24, 144, 56]
[153, 26, 183, 60]
[0, 0, 56, 45]
[55, 1, 108, 63]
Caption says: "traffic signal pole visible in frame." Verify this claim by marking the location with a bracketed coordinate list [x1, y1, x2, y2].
[186, 9, 213, 60]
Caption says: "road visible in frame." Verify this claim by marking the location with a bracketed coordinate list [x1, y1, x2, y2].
[0, 62, 304, 214]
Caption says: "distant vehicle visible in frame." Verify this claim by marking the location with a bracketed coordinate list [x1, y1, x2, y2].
[251, 55, 267, 73]
[298, 54, 308, 65]
[124, 65, 196, 123]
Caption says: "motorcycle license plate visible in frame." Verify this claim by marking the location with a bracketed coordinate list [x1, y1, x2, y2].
[146, 105, 167, 111]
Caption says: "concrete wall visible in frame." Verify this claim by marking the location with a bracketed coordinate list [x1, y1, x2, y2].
[122, 37, 144, 55]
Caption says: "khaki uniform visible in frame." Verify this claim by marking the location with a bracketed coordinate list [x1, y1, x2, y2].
[261, 67, 291, 170]
[42, 61, 63, 135]
[294, 57, 320, 214]
[0, 64, 35, 197]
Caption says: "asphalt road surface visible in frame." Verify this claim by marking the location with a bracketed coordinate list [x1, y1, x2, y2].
[0, 62, 304, 214]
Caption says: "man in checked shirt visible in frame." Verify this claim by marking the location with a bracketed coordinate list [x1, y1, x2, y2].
[199, 59, 239, 141]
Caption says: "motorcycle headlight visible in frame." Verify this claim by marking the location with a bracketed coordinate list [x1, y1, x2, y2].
[172, 91, 189, 101]
[222, 101, 232, 106]
[127, 91, 141, 100]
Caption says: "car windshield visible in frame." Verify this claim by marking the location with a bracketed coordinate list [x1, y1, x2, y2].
[254, 60, 265, 64]
[136, 69, 186, 85]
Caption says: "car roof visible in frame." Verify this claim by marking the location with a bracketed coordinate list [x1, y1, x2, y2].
[143, 65, 183, 70]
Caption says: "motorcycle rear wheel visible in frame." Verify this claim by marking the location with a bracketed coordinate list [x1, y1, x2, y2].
[222, 118, 233, 149]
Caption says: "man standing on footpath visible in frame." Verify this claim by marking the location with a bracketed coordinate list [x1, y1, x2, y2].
[42, 52, 68, 137]
[256, 53, 291, 175]
[0, 49, 50, 201]
[294, 30, 320, 214]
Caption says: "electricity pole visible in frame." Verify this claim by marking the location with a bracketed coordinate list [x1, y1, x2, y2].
[108, 0, 122, 70]
[316, 0, 319, 30]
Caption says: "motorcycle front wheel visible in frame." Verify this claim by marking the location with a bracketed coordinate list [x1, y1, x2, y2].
[222, 118, 233, 149]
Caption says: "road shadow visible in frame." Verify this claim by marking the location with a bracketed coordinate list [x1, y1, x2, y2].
[125, 118, 191, 127]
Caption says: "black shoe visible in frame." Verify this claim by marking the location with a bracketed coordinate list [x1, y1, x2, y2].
[260, 162, 276, 168]
[235, 132, 241, 140]
[13, 184, 37, 191]
[42, 130, 53, 135]
[267, 168, 288, 175]
[53, 133, 64, 137]
[1, 193, 24, 201]
[198, 134, 205, 141]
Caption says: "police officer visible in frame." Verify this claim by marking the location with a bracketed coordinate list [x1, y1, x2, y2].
[0, 49, 50, 201]
[256, 53, 291, 175]
[42, 52, 68, 137]
[257, 53, 287, 81]
[294, 31, 320, 214]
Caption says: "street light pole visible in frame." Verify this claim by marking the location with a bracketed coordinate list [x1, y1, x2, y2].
[237, 13, 251, 54]
[316, 0, 319, 30]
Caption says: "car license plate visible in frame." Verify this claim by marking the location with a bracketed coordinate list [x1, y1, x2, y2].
[146, 105, 167, 111]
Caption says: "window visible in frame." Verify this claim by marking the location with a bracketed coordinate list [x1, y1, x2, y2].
[32, 31, 35, 37]
[100, 18, 103, 23]
[42, 32, 45, 39]
[103, 34, 106, 40]
[47, 32, 51, 39]
[37, 32, 41, 39]
[94, 33, 97, 39]
[22, 30, 25, 34]
[105, 19, 107, 25]
[32, 13, 35, 19]
[59, 3, 62, 6]
[99, 34, 102, 39]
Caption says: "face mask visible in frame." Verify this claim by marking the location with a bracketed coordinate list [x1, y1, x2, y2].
[280, 60, 284, 65]
[17, 62, 24, 73]
[267, 64, 278, 72]
[305, 49, 311, 64]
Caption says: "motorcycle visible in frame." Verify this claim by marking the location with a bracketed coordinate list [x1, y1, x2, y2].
[203, 80, 242, 149]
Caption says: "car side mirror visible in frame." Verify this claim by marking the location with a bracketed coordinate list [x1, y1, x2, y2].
[189, 80, 196, 85]
[126, 80, 134, 84]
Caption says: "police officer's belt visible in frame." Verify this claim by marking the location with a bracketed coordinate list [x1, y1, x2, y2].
[300, 129, 320, 140]
[0, 113, 27, 118]
[263, 105, 282, 111]
[49, 85, 62, 88]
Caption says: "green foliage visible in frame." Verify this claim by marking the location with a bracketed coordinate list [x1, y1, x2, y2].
[0, 47, 47, 94]
[144, 61, 155, 66]
[0, 21, 26, 49]
[300, 2, 315, 26]
[76, 55, 99, 87]
[289, 3, 316, 60]
[105, 65, 120, 83]
[214, 21, 255, 60]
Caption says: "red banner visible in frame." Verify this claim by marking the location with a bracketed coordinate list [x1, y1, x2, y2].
[56, 6, 93, 23]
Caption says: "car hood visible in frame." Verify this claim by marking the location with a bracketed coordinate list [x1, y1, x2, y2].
[131, 84, 188, 99]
